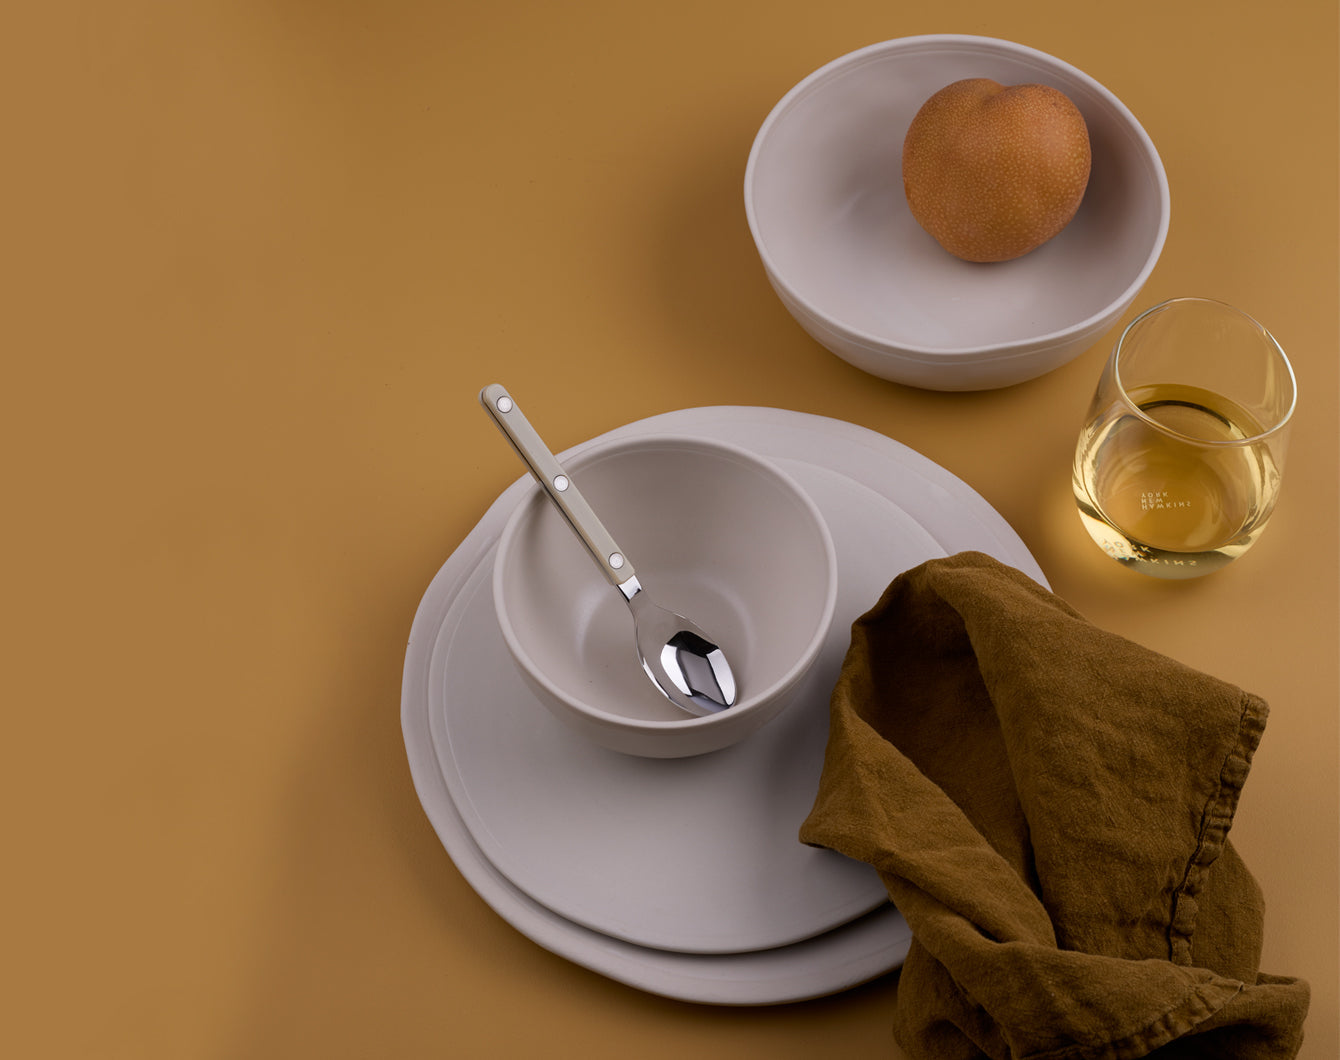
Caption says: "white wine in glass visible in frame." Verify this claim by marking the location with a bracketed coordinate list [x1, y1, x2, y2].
[1072, 300, 1294, 579]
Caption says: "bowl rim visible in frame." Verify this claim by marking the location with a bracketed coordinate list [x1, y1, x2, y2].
[492, 432, 840, 733]
[743, 33, 1172, 360]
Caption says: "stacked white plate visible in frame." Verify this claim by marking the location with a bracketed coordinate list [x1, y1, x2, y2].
[401, 407, 1047, 1005]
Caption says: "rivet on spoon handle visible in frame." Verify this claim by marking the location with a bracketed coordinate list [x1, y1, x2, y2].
[479, 383, 635, 587]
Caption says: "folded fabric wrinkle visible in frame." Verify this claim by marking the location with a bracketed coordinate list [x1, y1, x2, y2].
[799, 552, 1309, 1060]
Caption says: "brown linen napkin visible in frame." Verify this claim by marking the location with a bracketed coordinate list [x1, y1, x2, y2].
[799, 552, 1309, 1060]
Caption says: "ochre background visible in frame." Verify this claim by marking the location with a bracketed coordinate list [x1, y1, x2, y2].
[4, 2, 1337, 1057]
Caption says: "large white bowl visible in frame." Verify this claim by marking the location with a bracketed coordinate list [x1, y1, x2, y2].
[494, 434, 838, 758]
[745, 35, 1170, 391]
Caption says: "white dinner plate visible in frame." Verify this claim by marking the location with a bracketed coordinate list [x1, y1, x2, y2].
[402, 407, 1046, 1004]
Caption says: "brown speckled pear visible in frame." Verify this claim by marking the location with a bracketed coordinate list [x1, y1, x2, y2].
[902, 78, 1092, 263]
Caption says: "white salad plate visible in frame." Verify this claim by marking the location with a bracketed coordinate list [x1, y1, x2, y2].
[433, 456, 934, 953]
[402, 406, 1047, 1004]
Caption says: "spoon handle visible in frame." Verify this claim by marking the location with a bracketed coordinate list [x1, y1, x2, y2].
[479, 383, 636, 587]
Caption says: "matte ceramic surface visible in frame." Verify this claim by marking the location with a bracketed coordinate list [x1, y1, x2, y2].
[744, 35, 1170, 390]
[494, 435, 838, 757]
[402, 406, 1047, 1004]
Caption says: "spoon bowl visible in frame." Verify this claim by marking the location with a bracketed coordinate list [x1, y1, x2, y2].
[627, 587, 737, 716]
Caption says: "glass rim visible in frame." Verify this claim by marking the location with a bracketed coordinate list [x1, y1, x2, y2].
[1111, 297, 1297, 448]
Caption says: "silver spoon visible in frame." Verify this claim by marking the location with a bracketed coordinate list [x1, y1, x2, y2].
[480, 383, 737, 717]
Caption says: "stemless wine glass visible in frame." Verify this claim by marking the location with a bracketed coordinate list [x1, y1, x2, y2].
[1072, 297, 1296, 579]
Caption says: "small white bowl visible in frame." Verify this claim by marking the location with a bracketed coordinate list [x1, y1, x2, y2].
[745, 35, 1170, 390]
[494, 435, 837, 758]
